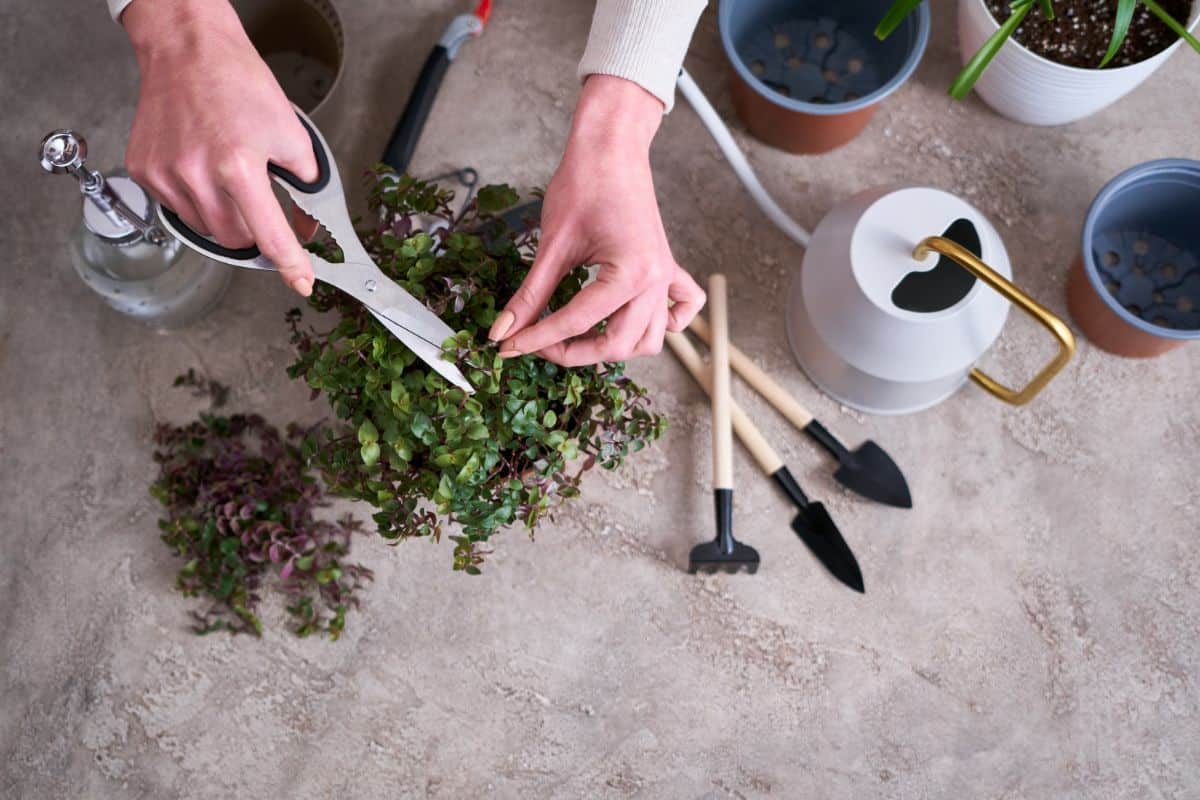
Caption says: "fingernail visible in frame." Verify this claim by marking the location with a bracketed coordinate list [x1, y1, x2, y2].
[497, 349, 522, 359]
[291, 277, 313, 297]
[488, 310, 515, 341]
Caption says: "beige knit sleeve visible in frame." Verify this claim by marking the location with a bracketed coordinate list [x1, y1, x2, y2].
[577, 0, 708, 112]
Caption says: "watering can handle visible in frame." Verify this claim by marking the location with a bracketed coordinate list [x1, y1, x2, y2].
[914, 236, 1076, 406]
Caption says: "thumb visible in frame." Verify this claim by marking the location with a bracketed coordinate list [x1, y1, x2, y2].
[489, 237, 572, 342]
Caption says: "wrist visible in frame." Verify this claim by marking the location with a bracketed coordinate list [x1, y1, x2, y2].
[123, 0, 244, 60]
[569, 75, 663, 154]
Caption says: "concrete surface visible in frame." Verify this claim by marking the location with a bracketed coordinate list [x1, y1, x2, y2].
[2, 1, 1199, 798]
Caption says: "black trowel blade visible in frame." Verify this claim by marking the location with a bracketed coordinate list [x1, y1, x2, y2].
[791, 503, 864, 593]
[834, 440, 913, 509]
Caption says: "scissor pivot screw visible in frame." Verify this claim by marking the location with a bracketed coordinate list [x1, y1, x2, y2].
[364, 279, 377, 293]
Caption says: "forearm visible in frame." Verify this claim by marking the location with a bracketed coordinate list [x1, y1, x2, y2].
[568, 75, 662, 157]
[112, 0, 241, 44]
[120, 0, 250, 84]
[577, 0, 708, 112]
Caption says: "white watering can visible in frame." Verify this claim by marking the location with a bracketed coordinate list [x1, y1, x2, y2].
[678, 71, 1075, 416]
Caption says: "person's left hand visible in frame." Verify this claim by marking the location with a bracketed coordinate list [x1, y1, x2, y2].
[487, 75, 705, 366]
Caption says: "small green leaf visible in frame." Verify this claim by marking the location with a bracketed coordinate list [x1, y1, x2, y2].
[358, 419, 379, 445]
[476, 184, 520, 214]
[361, 441, 381, 467]
[411, 412, 433, 439]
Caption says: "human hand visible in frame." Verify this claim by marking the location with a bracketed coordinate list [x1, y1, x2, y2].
[122, 0, 318, 295]
[487, 75, 705, 366]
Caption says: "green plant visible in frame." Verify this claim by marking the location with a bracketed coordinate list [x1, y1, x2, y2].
[286, 170, 666, 574]
[151, 373, 373, 638]
[876, 0, 1200, 98]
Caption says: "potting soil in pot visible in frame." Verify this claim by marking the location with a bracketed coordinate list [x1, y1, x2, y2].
[987, 0, 1192, 68]
[739, 17, 883, 103]
[1093, 231, 1200, 330]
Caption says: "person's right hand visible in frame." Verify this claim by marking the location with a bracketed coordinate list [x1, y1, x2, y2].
[122, 0, 319, 296]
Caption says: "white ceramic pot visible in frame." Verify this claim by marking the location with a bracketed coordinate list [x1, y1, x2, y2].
[957, 0, 1199, 125]
[785, 186, 1075, 415]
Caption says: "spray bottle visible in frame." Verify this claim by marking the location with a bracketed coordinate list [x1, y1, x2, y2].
[40, 129, 232, 328]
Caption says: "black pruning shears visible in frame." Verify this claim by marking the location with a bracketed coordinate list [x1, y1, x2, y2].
[381, 0, 493, 175]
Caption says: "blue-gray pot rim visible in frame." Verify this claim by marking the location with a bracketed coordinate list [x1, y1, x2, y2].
[1081, 157, 1200, 341]
[718, 0, 932, 115]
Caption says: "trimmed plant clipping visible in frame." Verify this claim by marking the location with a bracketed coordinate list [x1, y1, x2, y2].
[287, 170, 666, 574]
[876, 0, 1199, 97]
[151, 371, 373, 639]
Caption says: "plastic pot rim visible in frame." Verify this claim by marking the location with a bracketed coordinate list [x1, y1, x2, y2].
[718, 0, 932, 116]
[1080, 157, 1200, 342]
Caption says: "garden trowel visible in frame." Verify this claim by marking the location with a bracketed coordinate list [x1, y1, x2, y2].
[689, 316, 911, 509]
[666, 331, 861, 591]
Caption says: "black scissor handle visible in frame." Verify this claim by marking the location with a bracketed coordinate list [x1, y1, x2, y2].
[157, 111, 332, 262]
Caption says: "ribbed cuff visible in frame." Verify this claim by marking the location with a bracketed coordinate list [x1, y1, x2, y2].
[108, 0, 134, 21]
[577, 0, 707, 113]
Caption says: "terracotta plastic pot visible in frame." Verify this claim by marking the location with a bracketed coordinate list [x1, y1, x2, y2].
[1067, 159, 1200, 357]
[957, 0, 1200, 126]
[719, 0, 930, 154]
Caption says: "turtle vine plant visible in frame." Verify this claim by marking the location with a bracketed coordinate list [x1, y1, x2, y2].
[876, 0, 1200, 98]
[286, 169, 666, 573]
[151, 370, 373, 638]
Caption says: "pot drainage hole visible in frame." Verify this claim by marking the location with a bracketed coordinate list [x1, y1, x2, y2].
[739, 17, 881, 104]
[1093, 230, 1200, 331]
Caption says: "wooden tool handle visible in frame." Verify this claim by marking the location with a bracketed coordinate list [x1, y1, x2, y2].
[665, 332, 784, 476]
[708, 275, 733, 490]
[689, 315, 815, 430]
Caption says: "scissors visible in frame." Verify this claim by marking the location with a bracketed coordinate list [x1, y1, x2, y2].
[156, 107, 473, 394]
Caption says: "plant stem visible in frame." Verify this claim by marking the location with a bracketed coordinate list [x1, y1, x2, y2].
[1143, 0, 1200, 53]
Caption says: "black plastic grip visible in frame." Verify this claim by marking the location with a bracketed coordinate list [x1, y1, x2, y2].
[802, 419, 849, 461]
[381, 45, 452, 174]
[713, 488, 734, 555]
[160, 206, 261, 260]
[158, 112, 331, 261]
[769, 466, 811, 510]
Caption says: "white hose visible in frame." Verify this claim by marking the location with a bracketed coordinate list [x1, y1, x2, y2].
[677, 69, 812, 249]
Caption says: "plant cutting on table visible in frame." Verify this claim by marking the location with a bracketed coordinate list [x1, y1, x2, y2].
[286, 170, 666, 574]
[876, 0, 1200, 98]
[151, 371, 373, 639]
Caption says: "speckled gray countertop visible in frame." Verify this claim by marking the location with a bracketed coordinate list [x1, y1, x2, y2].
[2, 1, 1198, 797]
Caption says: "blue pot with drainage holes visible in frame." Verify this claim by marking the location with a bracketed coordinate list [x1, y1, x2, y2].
[720, 0, 930, 153]
[1067, 159, 1200, 358]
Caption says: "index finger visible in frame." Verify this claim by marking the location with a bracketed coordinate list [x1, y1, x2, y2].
[222, 160, 314, 296]
[501, 274, 639, 356]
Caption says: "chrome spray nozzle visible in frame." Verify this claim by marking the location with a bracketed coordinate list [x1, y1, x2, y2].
[40, 128, 168, 246]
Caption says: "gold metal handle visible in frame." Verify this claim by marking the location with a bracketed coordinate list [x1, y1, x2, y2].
[914, 236, 1075, 406]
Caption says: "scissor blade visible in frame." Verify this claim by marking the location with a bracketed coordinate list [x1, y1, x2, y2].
[307, 258, 473, 393]
[369, 306, 474, 394]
